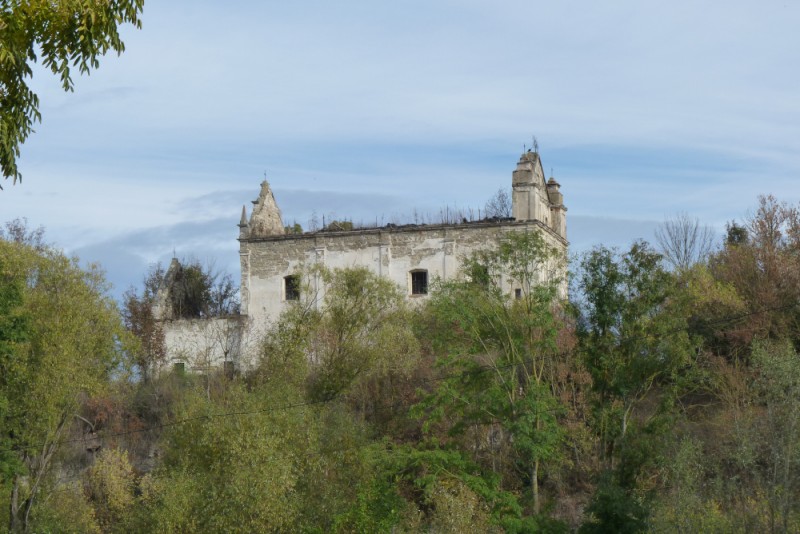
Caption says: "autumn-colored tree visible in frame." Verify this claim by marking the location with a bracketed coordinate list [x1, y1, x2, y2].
[710, 195, 800, 351]
[122, 265, 166, 383]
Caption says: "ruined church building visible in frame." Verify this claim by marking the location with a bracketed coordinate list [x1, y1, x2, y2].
[162, 149, 567, 371]
[239, 149, 567, 325]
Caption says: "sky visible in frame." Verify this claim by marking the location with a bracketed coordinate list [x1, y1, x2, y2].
[1, 0, 799, 299]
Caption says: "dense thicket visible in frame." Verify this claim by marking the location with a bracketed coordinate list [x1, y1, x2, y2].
[2, 196, 800, 532]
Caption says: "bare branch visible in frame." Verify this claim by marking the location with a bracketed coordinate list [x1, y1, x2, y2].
[485, 188, 512, 219]
[655, 212, 716, 271]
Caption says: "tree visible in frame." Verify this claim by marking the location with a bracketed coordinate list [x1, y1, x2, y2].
[0, 238, 125, 532]
[711, 196, 800, 348]
[160, 259, 239, 319]
[0, 0, 144, 185]
[484, 188, 512, 219]
[575, 242, 694, 468]
[322, 219, 353, 232]
[654, 212, 715, 271]
[0, 218, 45, 250]
[743, 340, 800, 532]
[418, 231, 568, 514]
[122, 265, 166, 383]
[84, 448, 136, 530]
[284, 222, 303, 234]
[258, 265, 419, 403]
[574, 242, 701, 532]
[725, 221, 748, 246]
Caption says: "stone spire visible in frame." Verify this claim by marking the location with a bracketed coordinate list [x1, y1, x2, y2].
[152, 258, 182, 320]
[248, 180, 284, 237]
[238, 205, 250, 238]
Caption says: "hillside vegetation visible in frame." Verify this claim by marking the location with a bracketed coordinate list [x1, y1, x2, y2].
[2, 195, 800, 532]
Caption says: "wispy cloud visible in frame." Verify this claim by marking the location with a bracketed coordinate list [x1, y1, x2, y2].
[4, 0, 798, 298]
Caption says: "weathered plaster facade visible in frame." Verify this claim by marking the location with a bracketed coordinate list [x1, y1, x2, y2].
[238, 149, 567, 326]
[160, 149, 567, 371]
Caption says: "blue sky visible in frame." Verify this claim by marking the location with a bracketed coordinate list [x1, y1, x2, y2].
[1, 1, 799, 298]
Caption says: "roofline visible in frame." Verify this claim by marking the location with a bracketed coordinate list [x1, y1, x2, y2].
[239, 218, 567, 247]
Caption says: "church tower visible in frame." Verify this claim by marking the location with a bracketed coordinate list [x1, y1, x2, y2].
[511, 149, 566, 239]
[238, 179, 285, 316]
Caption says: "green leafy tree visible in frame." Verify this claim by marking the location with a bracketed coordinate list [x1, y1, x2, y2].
[156, 259, 239, 319]
[322, 219, 354, 232]
[0, 254, 29, 485]
[0, 0, 144, 184]
[0, 238, 125, 532]
[126, 385, 303, 532]
[26, 481, 100, 534]
[575, 242, 700, 533]
[743, 340, 800, 533]
[128, 384, 392, 533]
[259, 265, 419, 404]
[648, 438, 733, 533]
[575, 242, 694, 469]
[418, 231, 568, 514]
[284, 221, 303, 234]
[84, 448, 136, 530]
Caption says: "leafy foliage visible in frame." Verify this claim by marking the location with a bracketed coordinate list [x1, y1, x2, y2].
[417, 231, 568, 514]
[259, 265, 419, 403]
[0, 237, 126, 531]
[0, 0, 144, 184]
[122, 264, 166, 382]
[165, 260, 239, 319]
[6, 197, 800, 531]
[575, 242, 694, 467]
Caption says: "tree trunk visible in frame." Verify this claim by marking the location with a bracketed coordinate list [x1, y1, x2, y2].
[532, 460, 540, 514]
[9, 475, 20, 532]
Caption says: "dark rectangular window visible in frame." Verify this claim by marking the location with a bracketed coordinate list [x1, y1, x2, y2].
[515, 288, 522, 300]
[411, 270, 428, 295]
[173, 362, 185, 374]
[284, 275, 300, 301]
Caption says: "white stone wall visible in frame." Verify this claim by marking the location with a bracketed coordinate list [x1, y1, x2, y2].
[240, 220, 567, 327]
[161, 316, 260, 372]
[160, 151, 568, 373]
